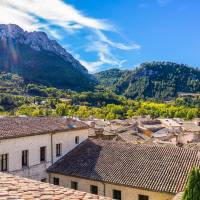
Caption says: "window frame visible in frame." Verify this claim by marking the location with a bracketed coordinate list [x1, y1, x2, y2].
[138, 194, 149, 200]
[113, 189, 121, 200]
[53, 177, 60, 185]
[90, 185, 98, 195]
[0, 154, 8, 172]
[40, 146, 46, 162]
[71, 181, 78, 190]
[22, 150, 29, 167]
[41, 178, 46, 182]
[56, 143, 62, 157]
[75, 136, 79, 144]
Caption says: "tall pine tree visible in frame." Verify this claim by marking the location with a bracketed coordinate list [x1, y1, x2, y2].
[182, 167, 200, 200]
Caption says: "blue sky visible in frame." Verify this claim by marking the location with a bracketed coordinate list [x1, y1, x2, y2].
[1, 0, 200, 72]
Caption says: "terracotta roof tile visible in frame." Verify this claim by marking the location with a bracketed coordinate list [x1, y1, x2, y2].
[0, 172, 111, 200]
[0, 117, 88, 140]
[48, 139, 200, 194]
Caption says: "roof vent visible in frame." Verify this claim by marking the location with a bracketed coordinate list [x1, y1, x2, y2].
[68, 124, 76, 129]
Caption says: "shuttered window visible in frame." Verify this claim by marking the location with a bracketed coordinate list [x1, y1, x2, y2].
[0, 154, 8, 171]
[22, 150, 28, 167]
[40, 147, 46, 162]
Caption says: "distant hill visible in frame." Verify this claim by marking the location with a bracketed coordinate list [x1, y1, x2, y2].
[95, 68, 129, 88]
[95, 62, 200, 100]
[0, 24, 96, 91]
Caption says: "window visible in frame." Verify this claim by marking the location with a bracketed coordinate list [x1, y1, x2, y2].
[90, 185, 98, 195]
[40, 147, 46, 162]
[0, 154, 8, 171]
[71, 181, 78, 190]
[41, 178, 46, 182]
[56, 143, 62, 157]
[138, 195, 149, 200]
[75, 136, 79, 144]
[53, 177, 59, 185]
[113, 190, 121, 200]
[22, 150, 28, 167]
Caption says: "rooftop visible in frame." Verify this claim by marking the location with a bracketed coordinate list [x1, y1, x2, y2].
[0, 117, 88, 140]
[48, 139, 200, 194]
[117, 130, 144, 143]
[182, 122, 200, 133]
[0, 172, 111, 200]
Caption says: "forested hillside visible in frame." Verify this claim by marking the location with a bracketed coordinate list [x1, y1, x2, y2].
[96, 62, 200, 100]
[0, 71, 199, 120]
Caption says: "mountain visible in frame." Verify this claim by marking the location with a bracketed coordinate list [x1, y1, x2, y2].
[95, 62, 200, 100]
[95, 68, 129, 88]
[0, 24, 96, 91]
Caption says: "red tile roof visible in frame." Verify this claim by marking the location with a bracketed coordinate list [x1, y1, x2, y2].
[48, 139, 200, 194]
[0, 117, 89, 140]
[0, 172, 112, 200]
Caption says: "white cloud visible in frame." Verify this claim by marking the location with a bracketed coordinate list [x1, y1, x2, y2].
[95, 30, 141, 50]
[0, 0, 140, 72]
[79, 31, 140, 72]
[1, 0, 111, 31]
[80, 39, 130, 72]
[0, 2, 39, 31]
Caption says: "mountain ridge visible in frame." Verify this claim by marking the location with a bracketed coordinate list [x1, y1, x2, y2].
[95, 61, 200, 100]
[0, 24, 95, 91]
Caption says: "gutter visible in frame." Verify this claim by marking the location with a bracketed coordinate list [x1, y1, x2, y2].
[103, 181, 106, 196]
[50, 132, 55, 165]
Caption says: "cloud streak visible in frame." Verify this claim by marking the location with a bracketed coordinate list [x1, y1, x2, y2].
[80, 31, 140, 72]
[0, 0, 140, 72]
[1, 0, 111, 31]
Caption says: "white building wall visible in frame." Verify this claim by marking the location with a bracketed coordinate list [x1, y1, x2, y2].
[178, 133, 196, 144]
[53, 129, 88, 162]
[0, 134, 51, 180]
[0, 129, 89, 181]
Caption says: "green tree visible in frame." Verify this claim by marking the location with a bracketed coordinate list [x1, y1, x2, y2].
[182, 167, 200, 200]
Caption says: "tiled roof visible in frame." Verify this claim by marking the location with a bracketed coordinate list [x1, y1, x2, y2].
[0, 117, 88, 140]
[182, 122, 200, 133]
[182, 143, 200, 150]
[117, 130, 145, 143]
[48, 139, 200, 194]
[0, 172, 111, 200]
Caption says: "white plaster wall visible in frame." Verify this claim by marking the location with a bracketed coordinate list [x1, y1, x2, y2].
[0, 134, 51, 171]
[0, 128, 89, 181]
[0, 134, 51, 180]
[53, 129, 89, 162]
[178, 133, 195, 144]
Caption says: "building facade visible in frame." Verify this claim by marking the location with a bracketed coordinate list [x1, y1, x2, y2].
[49, 173, 174, 200]
[0, 117, 89, 181]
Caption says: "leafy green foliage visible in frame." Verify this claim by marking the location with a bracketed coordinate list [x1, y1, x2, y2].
[96, 62, 200, 100]
[15, 97, 200, 120]
[0, 66, 199, 120]
[182, 168, 200, 200]
[95, 68, 129, 88]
